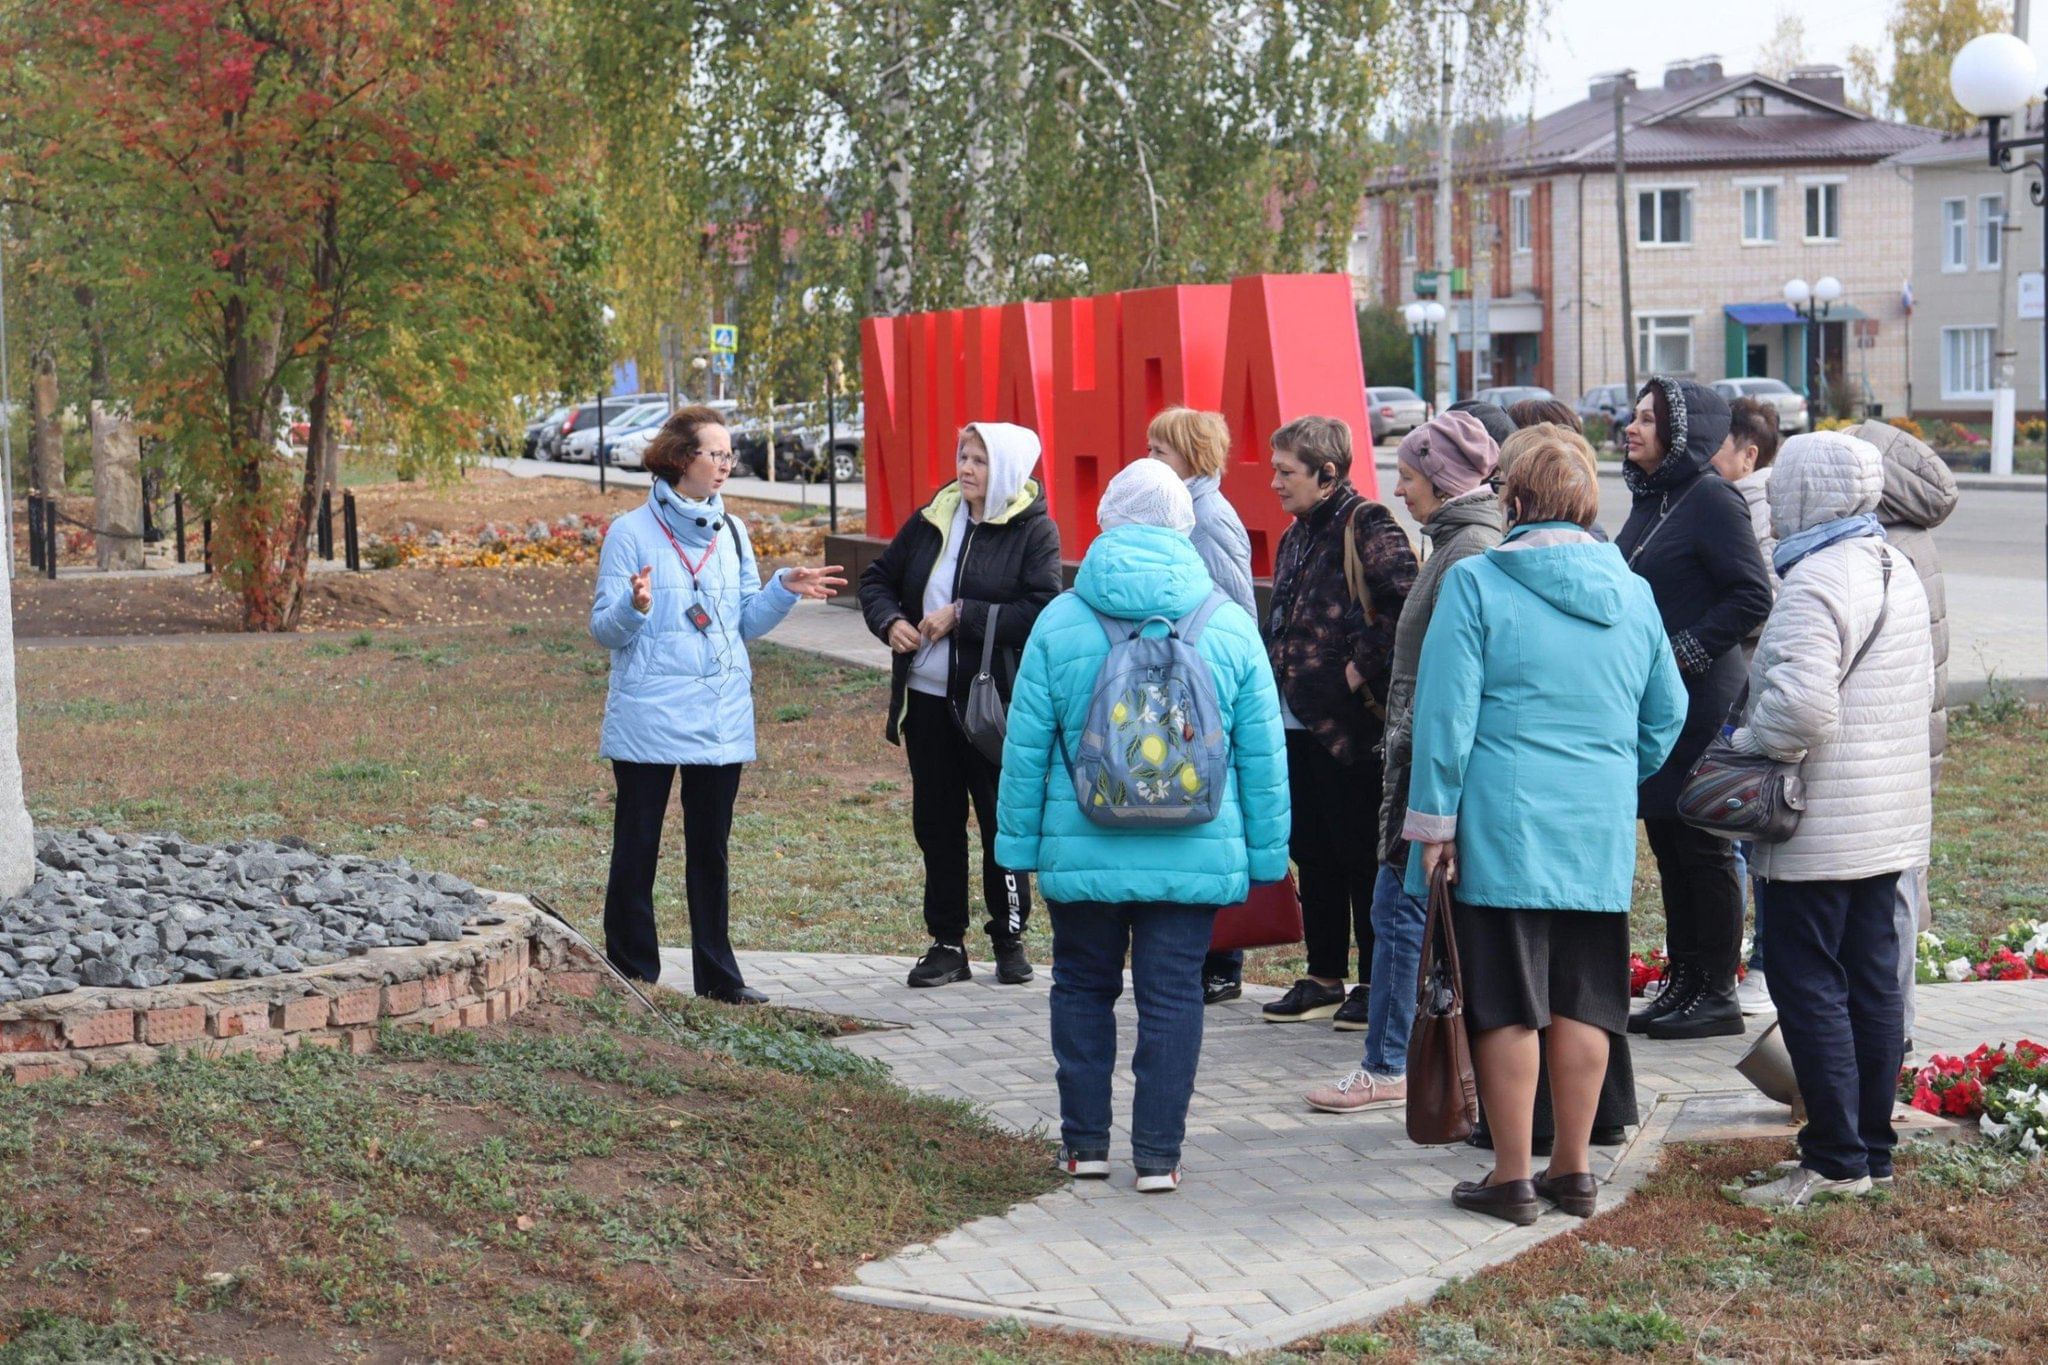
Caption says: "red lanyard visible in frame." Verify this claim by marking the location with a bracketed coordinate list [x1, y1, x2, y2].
[656, 517, 718, 588]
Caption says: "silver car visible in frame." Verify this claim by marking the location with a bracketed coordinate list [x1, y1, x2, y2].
[1368, 386, 1429, 442]
[1711, 377, 1810, 434]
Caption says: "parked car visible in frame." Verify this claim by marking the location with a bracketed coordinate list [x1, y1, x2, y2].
[541, 393, 669, 462]
[1472, 384, 1555, 410]
[1710, 377, 1809, 433]
[568, 401, 669, 464]
[523, 406, 571, 460]
[1367, 386, 1429, 442]
[1577, 384, 1633, 429]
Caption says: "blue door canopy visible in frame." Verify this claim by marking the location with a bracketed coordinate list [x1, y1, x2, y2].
[1725, 301, 1866, 326]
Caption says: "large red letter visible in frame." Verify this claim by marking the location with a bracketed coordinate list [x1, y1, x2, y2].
[1117, 284, 1231, 459]
[1218, 274, 1376, 576]
[993, 301, 1056, 513]
[860, 314, 914, 534]
[1050, 292, 1122, 553]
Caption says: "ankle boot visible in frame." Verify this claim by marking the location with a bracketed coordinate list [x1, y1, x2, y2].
[1627, 962, 1697, 1034]
[1645, 973, 1745, 1040]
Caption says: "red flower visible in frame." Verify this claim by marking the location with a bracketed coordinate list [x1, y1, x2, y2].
[1912, 1083, 1942, 1114]
[2031, 950, 2048, 976]
[1941, 1078, 1984, 1118]
[2014, 1039, 2048, 1068]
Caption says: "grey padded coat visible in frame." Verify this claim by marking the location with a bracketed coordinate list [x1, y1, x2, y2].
[1854, 420, 1958, 789]
[1734, 432, 1934, 883]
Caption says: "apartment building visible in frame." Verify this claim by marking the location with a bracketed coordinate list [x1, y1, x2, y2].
[1888, 129, 2043, 420]
[1353, 59, 1942, 415]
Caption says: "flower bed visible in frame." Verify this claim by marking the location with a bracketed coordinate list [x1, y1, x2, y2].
[1914, 919, 2048, 984]
[1899, 1039, 2048, 1157]
[366, 514, 608, 570]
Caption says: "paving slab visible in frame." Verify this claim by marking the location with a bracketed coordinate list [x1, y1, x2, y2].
[660, 946, 2044, 1356]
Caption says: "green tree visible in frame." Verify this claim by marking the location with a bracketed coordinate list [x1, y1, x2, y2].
[1851, 0, 2013, 132]
[1358, 307, 1420, 393]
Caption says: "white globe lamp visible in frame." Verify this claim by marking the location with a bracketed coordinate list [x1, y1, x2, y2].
[1782, 278, 1811, 308]
[1950, 33, 2039, 119]
[1814, 276, 1844, 305]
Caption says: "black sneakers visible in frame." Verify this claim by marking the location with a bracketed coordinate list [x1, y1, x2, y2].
[907, 942, 971, 988]
[1202, 976, 1243, 1006]
[1626, 961, 1697, 1034]
[1330, 984, 1372, 1031]
[1261, 978, 1347, 1022]
[1644, 975, 1745, 1040]
[993, 939, 1034, 985]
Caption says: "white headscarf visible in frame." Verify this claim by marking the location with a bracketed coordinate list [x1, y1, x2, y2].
[1098, 457, 1196, 535]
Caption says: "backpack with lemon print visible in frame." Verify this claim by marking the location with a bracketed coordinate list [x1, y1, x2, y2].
[1059, 591, 1231, 828]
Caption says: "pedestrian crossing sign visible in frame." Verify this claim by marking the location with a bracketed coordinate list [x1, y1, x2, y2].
[710, 324, 738, 354]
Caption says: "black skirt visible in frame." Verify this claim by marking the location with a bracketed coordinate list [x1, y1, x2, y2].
[1455, 901, 1631, 1036]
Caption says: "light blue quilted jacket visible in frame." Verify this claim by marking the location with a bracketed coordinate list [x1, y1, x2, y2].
[590, 482, 799, 764]
[994, 524, 1291, 907]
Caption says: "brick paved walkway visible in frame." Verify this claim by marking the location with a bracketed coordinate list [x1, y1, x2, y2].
[661, 947, 2046, 1356]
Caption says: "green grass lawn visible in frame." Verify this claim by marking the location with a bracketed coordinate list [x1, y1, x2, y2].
[18, 625, 2043, 985]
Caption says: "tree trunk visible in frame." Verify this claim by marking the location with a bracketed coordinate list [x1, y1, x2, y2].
[29, 347, 61, 496]
[871, 1, 916, 316]
[0, 552, 35, 895]
[218, 269, 296, 631]
[282, 195, 341, 632]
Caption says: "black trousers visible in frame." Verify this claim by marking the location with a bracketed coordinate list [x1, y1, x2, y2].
[1287, 730, 1377, 982]
[904, 690, 1032, 946]
[603, 760, 745, 997]
[1758, 872, 1904, 1182]
[1643, 817, 1743, 982]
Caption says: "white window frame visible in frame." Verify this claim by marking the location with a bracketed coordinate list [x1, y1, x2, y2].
[1400, 202, 1417, 262]
[1942, 198, 1970, 273]
[1635, 184, 1696, 247]
[1347, 231, 1371, 279]
[1940, 325, 1995, 400]
[1979, 193, 2006, 271]
[1801, 177, 1844, 243]
[1510, 189, 1532, 254]
[1737, 180, 1779, 246]
[1635, 312, 1697, 375]
[1737, 93, 1766, 117]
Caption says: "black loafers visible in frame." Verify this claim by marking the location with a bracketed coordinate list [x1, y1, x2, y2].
[1533, 1169, 1600, 1218]
[1451, 1175, 1543, 1226]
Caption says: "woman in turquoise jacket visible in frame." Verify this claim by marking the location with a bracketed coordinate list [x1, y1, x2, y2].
[591, 405, 843, 1002]
[996, 460, 1289, 1192]
[1401, 437, 1684, 1227]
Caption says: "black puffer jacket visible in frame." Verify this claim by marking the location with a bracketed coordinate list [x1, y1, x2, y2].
[1615, 377, 1773, 817]
[857, 480, 1062, 746]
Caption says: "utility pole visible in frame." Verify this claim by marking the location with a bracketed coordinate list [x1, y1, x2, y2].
[1434, 12, 1456, 412]
[1990, 0, 2030, 473]
[1614, 74, 1637, 398]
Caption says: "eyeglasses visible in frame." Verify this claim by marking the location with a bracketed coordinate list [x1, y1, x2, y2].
[700, 451, 737, 467]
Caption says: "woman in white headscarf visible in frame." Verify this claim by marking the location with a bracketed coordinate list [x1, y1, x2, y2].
[858, 423, 1063, 989]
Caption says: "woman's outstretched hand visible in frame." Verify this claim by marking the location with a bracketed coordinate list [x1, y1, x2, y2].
[782, 564, 847, 600]
[630, 566, 654, 614]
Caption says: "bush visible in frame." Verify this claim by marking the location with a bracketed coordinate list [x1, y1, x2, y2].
[1888, 415, 1926, 441]
[1357, 305, 1415, 391]
[1583, 413, 1613, 450]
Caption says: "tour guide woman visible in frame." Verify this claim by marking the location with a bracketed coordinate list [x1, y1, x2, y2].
[591, 404, 845, 1002]
[858, 422, 1062, 990]
[1403, 437, 1685, 1225]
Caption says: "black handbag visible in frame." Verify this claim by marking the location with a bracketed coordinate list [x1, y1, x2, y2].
[961, 603, 1009, 764]
[1678, 549, 1892, 842]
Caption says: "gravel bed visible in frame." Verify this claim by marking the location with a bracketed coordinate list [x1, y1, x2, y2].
[0, 829, 498, 1005]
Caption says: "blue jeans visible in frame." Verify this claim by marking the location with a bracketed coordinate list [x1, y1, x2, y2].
[1048, 900, 1217, 1170]
[1363, 863, 1427, 1074]
[1736, 842, 1764, 973]
[1758, 872, 1904, 1181]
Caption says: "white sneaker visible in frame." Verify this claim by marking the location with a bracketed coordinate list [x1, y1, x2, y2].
[1735, 969, 1775, 1016]
[1134, 1166, 1182, 1194]
[1727, 1167, 1871, 1208]
[1056, 1148, 1109, 1179]
[1774, 1157, 1891, 1186]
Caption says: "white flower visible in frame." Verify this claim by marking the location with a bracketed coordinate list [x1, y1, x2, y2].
[1944, 957, 1974, 983]
[2021, 1128, 2042, 1158]
[2024, 931, 2048, 957]
[1917, 930, 1946, 955]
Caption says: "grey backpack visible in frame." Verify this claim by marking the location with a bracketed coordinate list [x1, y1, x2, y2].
[1061, 591, 1231, 828]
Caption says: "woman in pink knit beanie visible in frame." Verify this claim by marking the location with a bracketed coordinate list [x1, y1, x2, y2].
[1396, 410, 1499, 499]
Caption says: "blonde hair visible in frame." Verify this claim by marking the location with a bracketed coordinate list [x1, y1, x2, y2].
[1147, 407, 1231, 481]
[1500, 424, 1601, 529]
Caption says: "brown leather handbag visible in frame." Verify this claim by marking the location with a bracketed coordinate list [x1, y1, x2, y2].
[1406, 863, 1479, 1145]
[1208, 874, 1304, 953]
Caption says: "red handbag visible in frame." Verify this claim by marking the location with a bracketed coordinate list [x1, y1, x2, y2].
[1209, 874, 1304, 952]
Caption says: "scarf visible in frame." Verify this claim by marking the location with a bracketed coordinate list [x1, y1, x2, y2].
[1773, 512, 1885, 577]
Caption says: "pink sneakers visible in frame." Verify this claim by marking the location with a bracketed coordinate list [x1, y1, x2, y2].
[1305, 1068, 1407, 1114]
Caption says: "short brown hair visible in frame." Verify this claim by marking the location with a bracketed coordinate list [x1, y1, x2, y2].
[642, 405, 726, 485]
[1148, 407, 1231, 480]
[1507, 397, 1581, 433]
[1271, 415, 1352, 484]
[1500, 425, 1600, 529]
[1727, 397, 1781, 470]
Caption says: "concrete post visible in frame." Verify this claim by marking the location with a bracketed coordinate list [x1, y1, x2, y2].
[92, 403, 144, 571]
[0, 557, 35, 895]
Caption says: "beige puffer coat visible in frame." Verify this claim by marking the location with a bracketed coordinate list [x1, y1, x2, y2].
[1735, 432, 1933, 883]
[1854, 420, 1958, 789]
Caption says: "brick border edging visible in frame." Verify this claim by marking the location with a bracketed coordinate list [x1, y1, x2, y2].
[0, 892, 610, 1085]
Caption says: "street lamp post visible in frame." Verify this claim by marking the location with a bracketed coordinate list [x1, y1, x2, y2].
[1782, 275, 1842, 430]
[1403, 302, 1448, 409]
[1952, 29, 2048, 656]
[801, 286, 853, 535]
[596, 304, 617, 495]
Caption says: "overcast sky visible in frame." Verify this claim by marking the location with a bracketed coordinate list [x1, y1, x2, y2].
[1524, 0, 2035, 117]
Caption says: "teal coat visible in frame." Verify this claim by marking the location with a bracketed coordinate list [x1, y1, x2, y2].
[1402, 524, 1686, 911]
[994, 525, 1291, 908]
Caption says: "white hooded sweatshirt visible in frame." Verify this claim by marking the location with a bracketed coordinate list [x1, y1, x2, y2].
[908, 421, 1043, 696]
